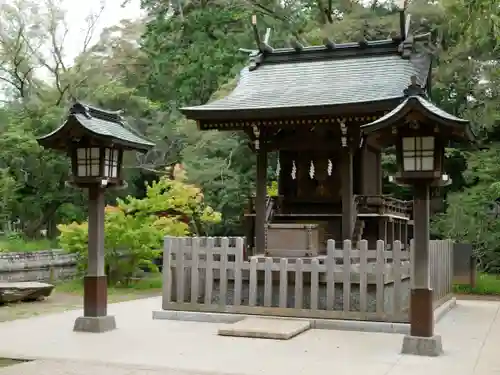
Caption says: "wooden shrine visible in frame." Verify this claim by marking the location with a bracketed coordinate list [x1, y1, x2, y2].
[181, 13, 438, 257]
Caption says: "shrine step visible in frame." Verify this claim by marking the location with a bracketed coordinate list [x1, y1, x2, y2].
[0, 282, 54, 304]
[218, 317, 311, 340]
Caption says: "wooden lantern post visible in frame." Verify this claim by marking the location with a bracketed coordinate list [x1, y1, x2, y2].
[361, 76, 475, 356]
[37, 102, 154, 333]
[394, 133, 446, 342]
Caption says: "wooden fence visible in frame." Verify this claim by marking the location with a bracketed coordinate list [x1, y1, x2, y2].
[429, 240, 454, 307]
[161, 237, 454, 323]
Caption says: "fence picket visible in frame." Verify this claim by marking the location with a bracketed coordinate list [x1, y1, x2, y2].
[326, 240, 335, 310]
[249, 257, 258, 306]
[204, 237, 214, 305]
[175, 238, 185, 303]
[310, 258, 319, 311]
[294, 259, 303, 309]
[410, 239, 415, 289]
[219, 237, 229, 306]
[264, 257, 273, 307]
[233, 238, 243, 306]
[439, 241, 443, 298]
[393, 240, 402, 315]
[343, 240, 352, 312]
[190, 237, 200, 304]
[375, 240, 385, 314]
[162, 237, 172, 307]
[359, 240, 368, 313]
[449, 241, 453, 294]
[279, 258, 288, 308]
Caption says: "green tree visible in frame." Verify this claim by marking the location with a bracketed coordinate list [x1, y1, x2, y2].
[58, 168, 221, 285]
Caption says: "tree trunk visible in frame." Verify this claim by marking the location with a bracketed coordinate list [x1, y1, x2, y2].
[23, 202, 64, 238]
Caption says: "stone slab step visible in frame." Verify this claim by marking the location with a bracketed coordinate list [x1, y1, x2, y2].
[0, 282, 54, 303]
[217, 317, 311, 340]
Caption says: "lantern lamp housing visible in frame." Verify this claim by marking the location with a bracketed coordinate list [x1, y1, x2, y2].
[36, 101, 154, 189]
[70, 146, 124, 185]
[394, 124, 445, 183]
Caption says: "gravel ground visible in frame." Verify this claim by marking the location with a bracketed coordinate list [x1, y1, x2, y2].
[172, 279, 410, 314]
[0, 290, 161, 322]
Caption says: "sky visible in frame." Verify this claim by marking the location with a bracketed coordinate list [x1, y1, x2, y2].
[61, 0, 143, 64]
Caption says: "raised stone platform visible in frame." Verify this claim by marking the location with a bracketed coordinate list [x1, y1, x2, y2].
[0, 282, 54, 303]
[217, 317, 311, 340]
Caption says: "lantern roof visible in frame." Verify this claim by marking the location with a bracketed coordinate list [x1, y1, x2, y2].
[37, 102, 155, 152]
[361, 77, 476, 143]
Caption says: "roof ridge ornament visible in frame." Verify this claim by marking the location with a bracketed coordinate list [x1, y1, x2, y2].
[290, 39, 304, 52]
[69, 101, 125, 124]
[404, 75, 427, 97]
[358, 20, 369, 48]
[323, 38, 336, 49]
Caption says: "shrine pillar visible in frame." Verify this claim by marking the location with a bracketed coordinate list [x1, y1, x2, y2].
[341, 148, 354, 241]
[255, 142, 268, 254]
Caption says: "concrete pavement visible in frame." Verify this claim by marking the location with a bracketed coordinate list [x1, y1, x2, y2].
[0, 296, 499, 375]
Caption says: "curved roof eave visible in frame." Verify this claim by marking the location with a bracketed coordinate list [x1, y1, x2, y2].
[37, 115, 155, 153]
[361, 96, 476, 143]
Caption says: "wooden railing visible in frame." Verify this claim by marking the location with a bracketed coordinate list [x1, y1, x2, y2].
[357, 195, 412, 218]
[247, 194, 412, 219]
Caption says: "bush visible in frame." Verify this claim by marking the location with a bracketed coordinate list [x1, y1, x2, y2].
[58, 166, 221, 286]
[0, 232, 56, 252]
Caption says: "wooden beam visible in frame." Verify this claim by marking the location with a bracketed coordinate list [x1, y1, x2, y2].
[341, 148, 354, 241]
[251, 15, 261, 50]
[255, 147, 268, 254]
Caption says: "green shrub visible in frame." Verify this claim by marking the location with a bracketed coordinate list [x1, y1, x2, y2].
[58, 167, 221, 286]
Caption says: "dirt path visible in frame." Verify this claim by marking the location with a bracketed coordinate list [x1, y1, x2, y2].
[0, 290, 161, 322]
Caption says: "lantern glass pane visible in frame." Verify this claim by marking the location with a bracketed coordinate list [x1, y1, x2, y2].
[90, 164, 99, 176]
[421, 156, 434, 170]
[421, 136, 434, 151]
[75, 147, 103, 177]
[402, 136, 435, 171]
[403, 157, 415, 171]
[103, 148, 119, 178]
[78, 165, 87, 177]
[402, 137, 415, 152]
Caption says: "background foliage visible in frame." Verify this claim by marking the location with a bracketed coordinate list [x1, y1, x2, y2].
[58, 169, 221, 285]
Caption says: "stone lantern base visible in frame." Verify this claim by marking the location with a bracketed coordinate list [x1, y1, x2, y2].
[401, 334, 443, 357]
[73, 315, 116, 333]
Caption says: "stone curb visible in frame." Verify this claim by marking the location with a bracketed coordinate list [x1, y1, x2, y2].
[152, 310, 410, 334]
[434, 297, 457, 323]
[152, 297, 457, 334]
